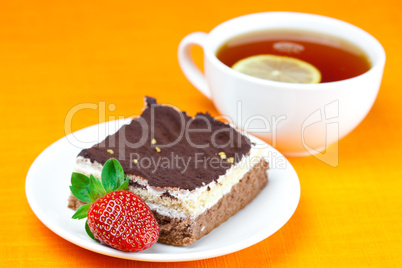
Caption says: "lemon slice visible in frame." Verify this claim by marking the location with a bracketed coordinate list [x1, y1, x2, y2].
[232, 54, 321, 83]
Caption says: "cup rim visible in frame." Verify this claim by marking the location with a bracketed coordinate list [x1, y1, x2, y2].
[203, 11, 386, 90]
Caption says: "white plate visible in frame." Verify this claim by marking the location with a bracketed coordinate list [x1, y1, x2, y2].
[25, 119, 300, 262]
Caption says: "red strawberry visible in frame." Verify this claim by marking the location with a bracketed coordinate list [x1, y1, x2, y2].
[70, 158, 160, 252]
[87, 190, 159, 252]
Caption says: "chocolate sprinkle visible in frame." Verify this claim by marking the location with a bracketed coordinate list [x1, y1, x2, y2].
[78, 97, 251, 190]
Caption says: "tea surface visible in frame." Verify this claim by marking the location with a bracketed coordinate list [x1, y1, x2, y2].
[216, 29, 371, 83]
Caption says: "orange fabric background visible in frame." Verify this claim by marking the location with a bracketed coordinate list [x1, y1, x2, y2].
[1, 0, 401, 267]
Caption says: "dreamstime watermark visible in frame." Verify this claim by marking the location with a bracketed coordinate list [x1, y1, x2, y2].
[64, 99, 340, 168]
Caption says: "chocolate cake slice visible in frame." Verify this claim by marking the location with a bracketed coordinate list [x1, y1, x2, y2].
[68, 97, 268, 246]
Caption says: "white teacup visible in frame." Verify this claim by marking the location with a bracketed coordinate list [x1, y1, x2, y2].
[178, 12, 385, 156]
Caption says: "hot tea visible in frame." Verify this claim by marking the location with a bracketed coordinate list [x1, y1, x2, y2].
[216, 29, 371, 83]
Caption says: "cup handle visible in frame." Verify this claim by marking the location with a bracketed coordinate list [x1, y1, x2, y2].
[178, 32, 211, 99]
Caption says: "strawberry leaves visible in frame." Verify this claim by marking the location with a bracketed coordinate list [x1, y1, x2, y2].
[72, 204, 91, 219]
[89, 175, 106, 200]
[70, 173, 92, 203]
[70, 158, 129, 215]
[101, 158, 125, 193]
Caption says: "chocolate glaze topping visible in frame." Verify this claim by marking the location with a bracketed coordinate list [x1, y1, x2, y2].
[78, 97, 251, 190]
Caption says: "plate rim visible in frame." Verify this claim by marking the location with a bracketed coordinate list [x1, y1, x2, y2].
[25, 119, 300, 262]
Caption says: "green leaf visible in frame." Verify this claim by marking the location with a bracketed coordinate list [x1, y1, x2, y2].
[116, 176, 129, 191]
[114, 160, 125, 187]
[72, 204, 90, 220]
[89, 174, 106, 201]
[101, 158, 125, 193]
[70, 173, 93, 203]
[85, 220, 97, 241]
[71, 172, 90, 188]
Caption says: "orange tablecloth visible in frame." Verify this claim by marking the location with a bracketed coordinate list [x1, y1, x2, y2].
[1, 0, 401, 267]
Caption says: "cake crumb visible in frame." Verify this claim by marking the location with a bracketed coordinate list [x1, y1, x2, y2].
[133, 159, 138, 164]
[155, 147, 161, 153]
[107, 149, 114, 154]
[227, 157, 234, 164]
[220, 154, 227, 159]
[151, 138, 157, 145]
